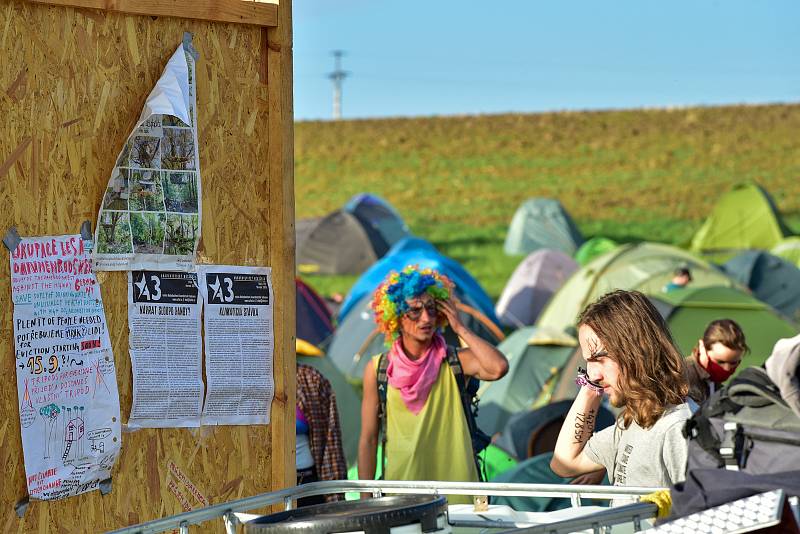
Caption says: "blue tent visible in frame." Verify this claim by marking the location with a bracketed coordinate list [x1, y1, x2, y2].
[338, 237, 499, 325]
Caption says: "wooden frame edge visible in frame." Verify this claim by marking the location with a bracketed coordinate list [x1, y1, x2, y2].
[25, 0, 278, 27]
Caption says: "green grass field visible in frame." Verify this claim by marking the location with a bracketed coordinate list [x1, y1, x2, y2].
[295, 104, 800, 301]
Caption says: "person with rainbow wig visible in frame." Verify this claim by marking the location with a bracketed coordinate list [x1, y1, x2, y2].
[357, 265, 508, 503]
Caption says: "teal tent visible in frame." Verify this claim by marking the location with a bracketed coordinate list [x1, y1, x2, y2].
[504, 198, 583, 256]
[490, 453, 609, 512]
[722, 250, 800, 322]
[476, 326, 577, 436]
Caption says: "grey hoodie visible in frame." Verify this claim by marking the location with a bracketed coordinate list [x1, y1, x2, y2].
[764, 333, 800, 419]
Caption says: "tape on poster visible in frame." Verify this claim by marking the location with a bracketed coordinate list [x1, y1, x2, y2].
[3, 226, 21, 252]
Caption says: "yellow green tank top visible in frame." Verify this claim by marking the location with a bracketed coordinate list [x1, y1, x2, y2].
[374, 354, 479, 505]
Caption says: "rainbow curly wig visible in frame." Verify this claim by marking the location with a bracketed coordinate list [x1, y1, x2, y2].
[372, 265, 454, 342]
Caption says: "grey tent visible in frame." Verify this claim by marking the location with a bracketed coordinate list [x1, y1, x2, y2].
[476, 326, 578, 436]
[297, 210, 388, 275]
[722, 250, 800, 322]
[344, 193, 410, 249]
[296, 216, 322, 253]
[504, 198, 583, 256]
[495, 249, 579, 328]
[327, 294, 505, 385]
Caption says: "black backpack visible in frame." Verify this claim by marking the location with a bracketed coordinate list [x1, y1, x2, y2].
[684, 366, 800, 474]
[376, 346, 492, 481]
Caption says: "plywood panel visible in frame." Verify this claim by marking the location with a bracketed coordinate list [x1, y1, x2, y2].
[0, 1, 294, 531]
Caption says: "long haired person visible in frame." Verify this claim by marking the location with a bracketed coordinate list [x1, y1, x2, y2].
[551, 290, 690, 502]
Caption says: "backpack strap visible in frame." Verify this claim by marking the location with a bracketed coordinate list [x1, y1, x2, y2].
[376, 352, 390, 480]
[447, 346, 490, 481]
[446, 345, 467, 396]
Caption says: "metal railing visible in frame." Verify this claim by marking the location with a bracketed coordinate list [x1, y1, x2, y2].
[107, 480, 665, 534]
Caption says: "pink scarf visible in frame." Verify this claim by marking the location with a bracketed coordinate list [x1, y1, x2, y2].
[386, 333, 447, 415]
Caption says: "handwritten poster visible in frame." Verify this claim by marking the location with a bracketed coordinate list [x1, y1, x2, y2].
[93, 36, 201, 272]
[199, 265, 274, 425]
[10, 235, 121, 500]
[127, 271, 204, 428]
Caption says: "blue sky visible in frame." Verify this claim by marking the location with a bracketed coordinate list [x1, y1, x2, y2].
[293, 0, 800, 121]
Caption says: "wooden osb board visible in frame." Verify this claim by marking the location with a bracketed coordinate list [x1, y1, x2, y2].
[0, 1, 295, 532]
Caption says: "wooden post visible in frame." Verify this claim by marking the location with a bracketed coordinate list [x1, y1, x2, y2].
[0, 1, 294, 531]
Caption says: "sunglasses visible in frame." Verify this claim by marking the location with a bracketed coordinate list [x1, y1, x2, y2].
[404, 302, 438, 321]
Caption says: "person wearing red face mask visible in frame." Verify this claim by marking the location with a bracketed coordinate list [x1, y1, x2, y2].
[685, 319, 749, 407]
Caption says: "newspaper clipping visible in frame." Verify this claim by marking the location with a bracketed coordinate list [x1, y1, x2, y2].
[199, 265, 274, 425]
[93, 37, 201, 272]
[127, 271, 204, 428]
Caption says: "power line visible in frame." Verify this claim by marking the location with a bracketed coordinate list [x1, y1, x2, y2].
[328, 50, 350, 120]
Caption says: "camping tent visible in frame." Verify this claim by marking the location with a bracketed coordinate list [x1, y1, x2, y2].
[690, 183, 791, 260]
[490, 453, 609, 512]
[651, 286, 799, 370]
[297, 210, 391, 275]
[495, 250, 578, 328]
[337, 237, 499, 325]
[344, 193, 410, 248]
[489, 453, 573, 512]
[574, 236, 619, 266]
[328, 293, 504, 384]
[296, 278, 334, 348]
[503, 198, 584, 256]
[494, 400, 615, 461]
[476, 326, 578, 436]
[722, 250, 800, 322]
[297, 346, 363, 466]
[536, 242, 739, 335]
[548, 285, 799, 402]
[772, 236, 800, 268]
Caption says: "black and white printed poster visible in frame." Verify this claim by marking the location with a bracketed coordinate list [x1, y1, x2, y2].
[198, 265, 274, 425]
[127, 271, 203, 428]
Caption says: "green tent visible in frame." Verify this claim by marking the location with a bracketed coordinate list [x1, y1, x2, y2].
[298, 353, 363, 467]
[650, 286, 799, 370]
[574, 236, 619, 266]
[481, 444, 518, 482]
[504, 198, 584, 256]
[690, 183, 791, 261]
[536, 242, 739, 336]
[476, 327, 577, 436]
[546, 285, 798, 403]
[772, 236, 800, 268]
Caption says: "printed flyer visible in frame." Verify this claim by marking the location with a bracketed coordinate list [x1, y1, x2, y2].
[127, 271, 204, 428]
[10, 235, 121, 500]
[198, 265, 274, 425]
[93, 35, 201, 271]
